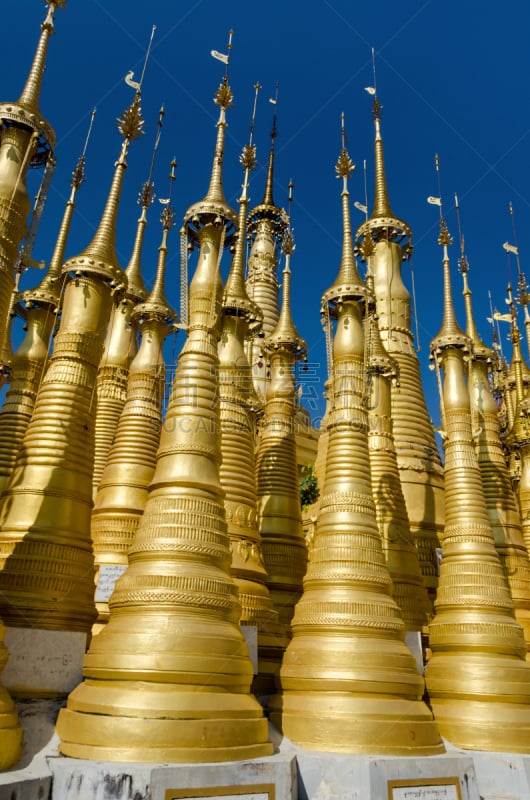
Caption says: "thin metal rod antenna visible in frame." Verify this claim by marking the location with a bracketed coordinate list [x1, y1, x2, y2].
[371, 47, 377, 96]
[249, 83, 262, 147]
[363, 158, 369, 221]
[454, 193, 467, 272]
[509, 201, 526, 289]
[167, 158, 177, 205]
[270, 81, 279, 140]
[224, 29, 234, 83]
[341, 111, 346, 149]
[81, 109, 96, 159]
[434, 154, 443, 221]
[146, 105, 165, 187]
[488, 289, 504, 358]
[139, 25, 156, 89]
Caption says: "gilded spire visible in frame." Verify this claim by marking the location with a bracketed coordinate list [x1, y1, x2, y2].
[145, 161, 177, 317]
[371, 97, 394, 219]
[0, 0, 66, 164]
[18, 2, 65, 116]
[266, 250, 305, 355]
[355, 92, 411, 253]
[264, 186, 307, 357]
[246, 84, 288, 236]
[262, 83, 278, 206]
[322, 115, 365, 307]
[65, 93, 144, 284]
[455, 194, 490, 358]
[23, 109, 95, 309]
[184, 34, 237, 242]
[431, 217, 469, 351]
[124, 192, 150, 302]
[507, 285, 526, 409]
[223, 87, 259, 318]
[125, 106, 166, 302]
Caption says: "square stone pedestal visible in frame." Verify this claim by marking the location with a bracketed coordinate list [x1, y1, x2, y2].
[3, 724, 530, 799]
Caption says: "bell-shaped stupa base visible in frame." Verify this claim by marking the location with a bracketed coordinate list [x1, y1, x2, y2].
[0, 627, 22, 769]
[426, 652, 530, 753]
[0, 687, 23, 769]
[56, 610, 273, 763]
[270, 631, 444, 756]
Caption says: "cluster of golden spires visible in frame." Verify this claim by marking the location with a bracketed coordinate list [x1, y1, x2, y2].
[3, 1, 530, 769]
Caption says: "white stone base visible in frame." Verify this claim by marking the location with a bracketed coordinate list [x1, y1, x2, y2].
[47, 743, 297, 800]
[1, 722, 530, 799]
[2, 628, 86, 697]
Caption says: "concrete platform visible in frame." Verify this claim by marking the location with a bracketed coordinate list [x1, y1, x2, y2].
[2, 714, 530, 799]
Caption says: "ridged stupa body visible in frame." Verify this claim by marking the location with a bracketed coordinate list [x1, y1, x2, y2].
[91, 193, 177, 630]
[0, 94, 140, 652]
[270, 136, 442, 754]
[425, 218, 530, 751]
[245, 122, 289, 404]
[92, 181, 151, 497]
[57, 76, 272, 762]
[0, 141, 88, 498]
[356, 101, 444, 600]
[505, 298, 530, 556]
[255, 219, 308, 629]
[460, 258, 530, 651]
[218, 126, 287, 695]
[364, 242, 430, 631]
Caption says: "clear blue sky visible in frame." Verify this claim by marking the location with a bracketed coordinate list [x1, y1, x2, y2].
[5, 1, 530, 428]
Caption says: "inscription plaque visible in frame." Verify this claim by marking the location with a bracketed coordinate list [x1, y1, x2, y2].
[165, 784, 275, 800]
[388, 777, 461, 800]
[95, 564, 127, 602]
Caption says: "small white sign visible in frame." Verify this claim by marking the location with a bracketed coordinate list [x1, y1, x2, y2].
[95, 564, 127, 602]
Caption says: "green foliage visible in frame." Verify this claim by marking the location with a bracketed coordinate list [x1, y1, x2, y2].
[299, 464, 319, 510]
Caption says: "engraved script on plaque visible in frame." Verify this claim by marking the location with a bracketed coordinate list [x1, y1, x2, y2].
[95, 564, 127, 602]
[165, 785, 275, 800]
[388, 777, 462, 800]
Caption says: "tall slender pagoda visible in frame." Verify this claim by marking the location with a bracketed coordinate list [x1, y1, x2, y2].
[57, 54, 273, 761]
[91, 102, 164, 497]
[456, 204, 530, 651]
[0, 88, 143, 697]
[270, 127, 442, 754]
[355, 97, 444, 600]
[0, 120, 92, 498]
[505, 294, 530, 550]
[91, 163, 178, 630]
[218, 90, 287, 694]
[245, 101, 289, 404]
[255, 185, 308, 629]
[363, 231, 431, 633]
[426, 213, 530, 750]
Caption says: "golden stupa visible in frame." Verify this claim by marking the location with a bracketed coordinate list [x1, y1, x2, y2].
[56, 66, 273, 762]
[4, 0, 530, 778]
[269, 126, 443, 755]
